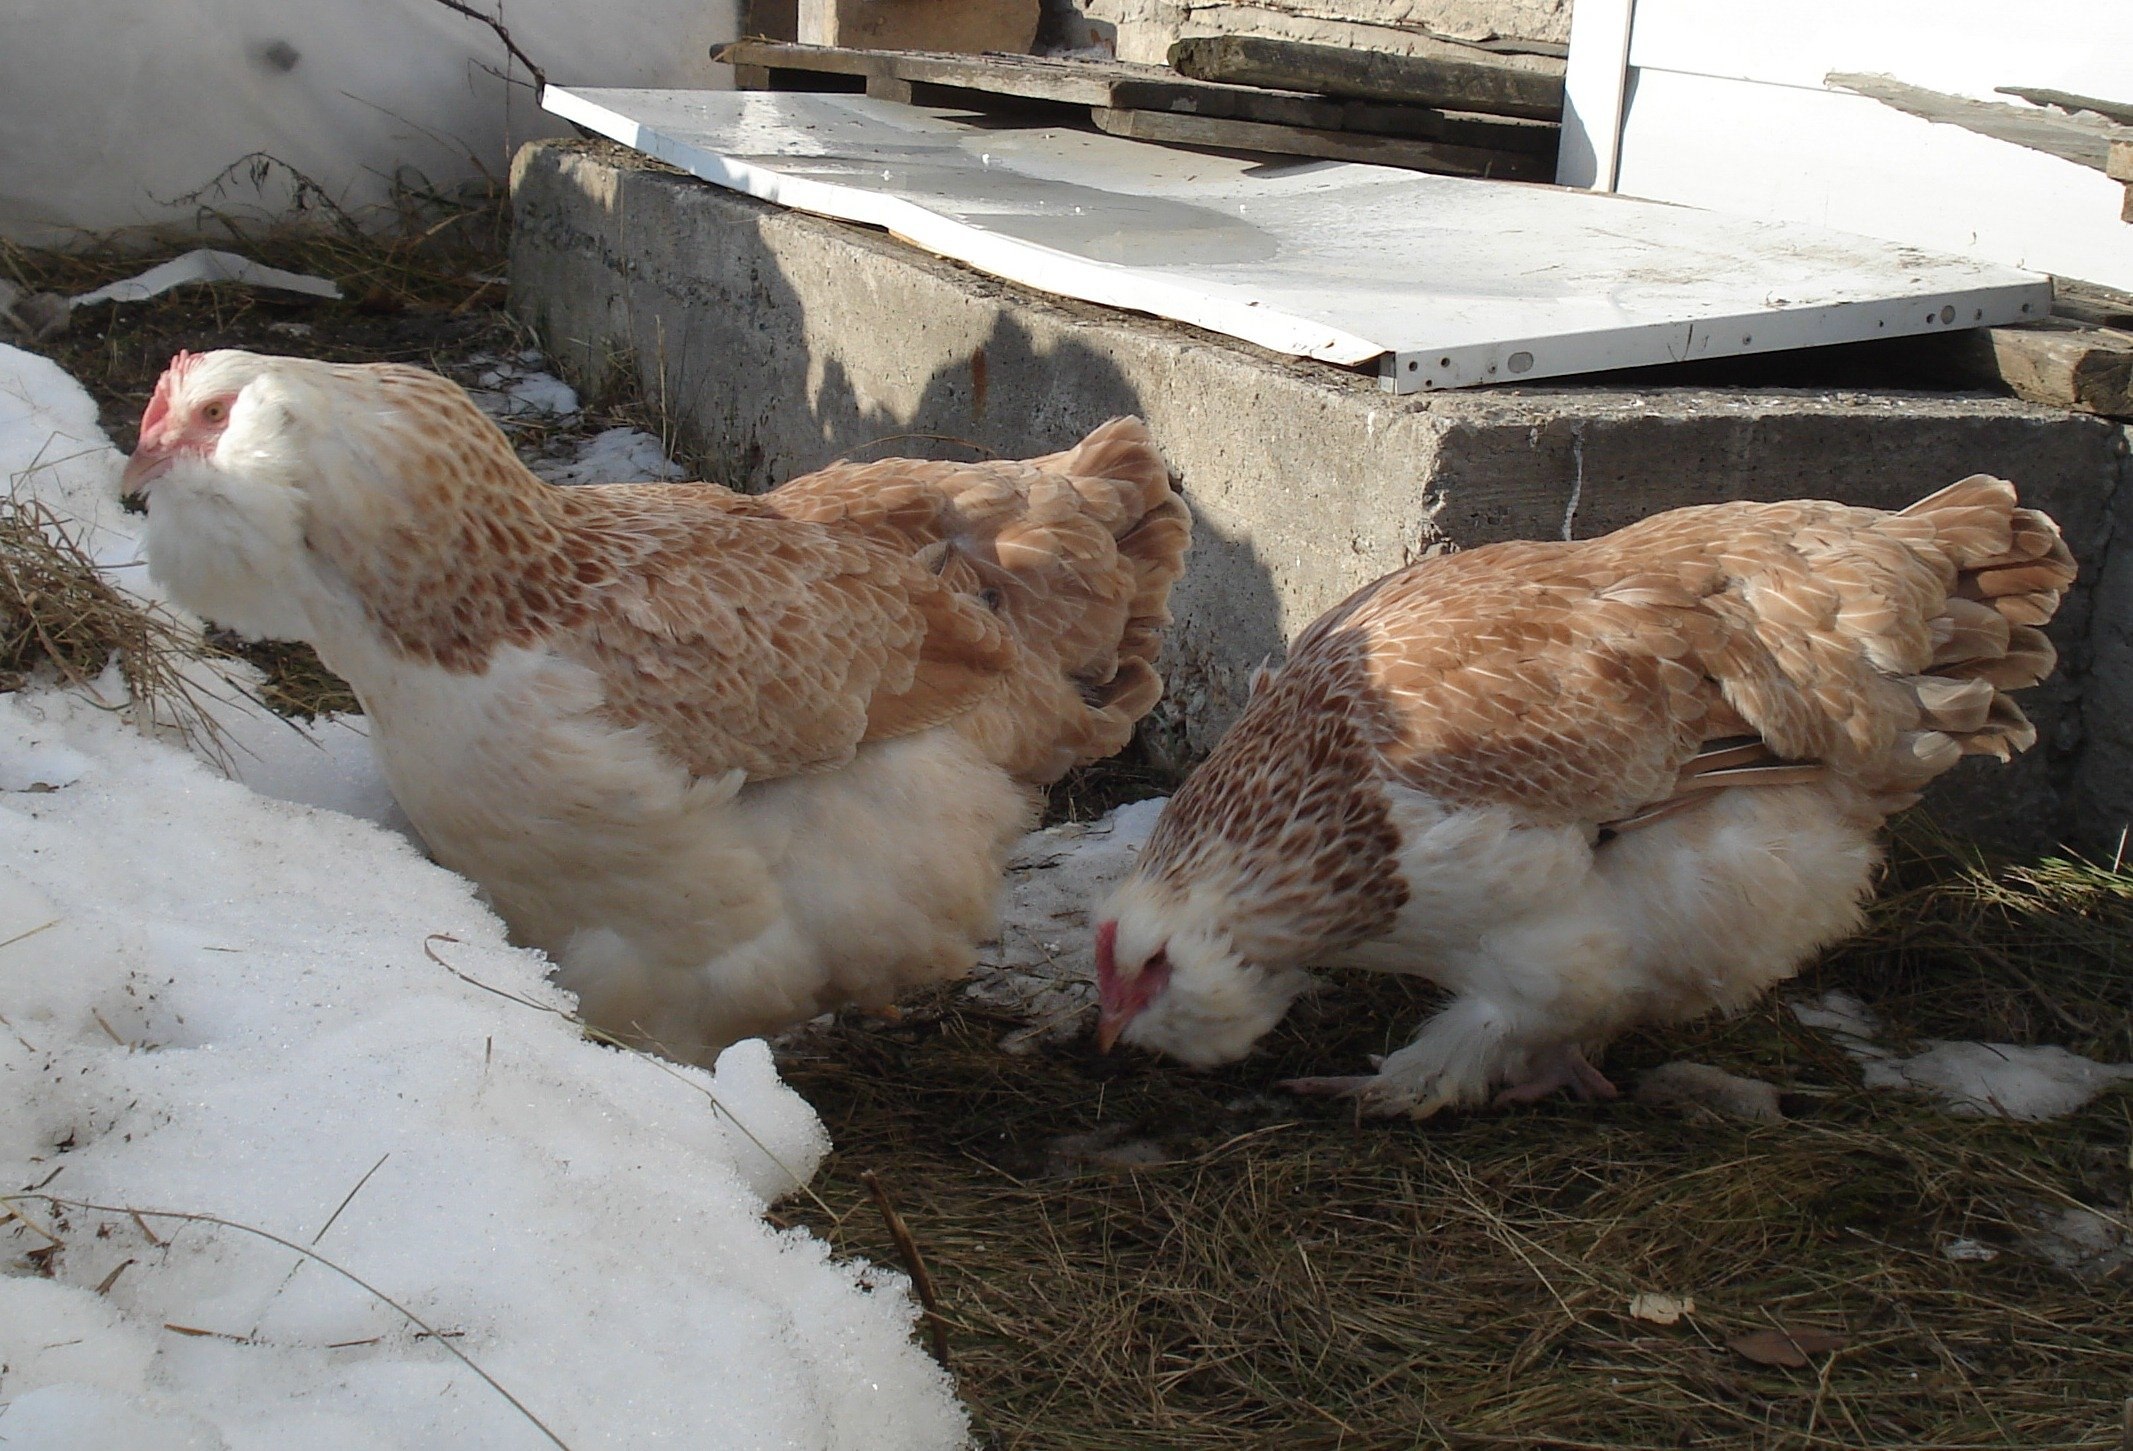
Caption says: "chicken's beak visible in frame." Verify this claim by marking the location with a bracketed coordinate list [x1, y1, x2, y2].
[1095, 1005, 1129, 1055]
[120, 441, 172, 498]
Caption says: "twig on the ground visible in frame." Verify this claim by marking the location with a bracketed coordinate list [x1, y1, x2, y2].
[861, 1169, 953, 1370]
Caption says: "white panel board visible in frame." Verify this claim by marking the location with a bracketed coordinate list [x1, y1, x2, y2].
[547, 87, 2050, 392]
[1555, 0, 1635, 189]
[1615, 69, 2133, 291]
[1567, 0, 2133, 289]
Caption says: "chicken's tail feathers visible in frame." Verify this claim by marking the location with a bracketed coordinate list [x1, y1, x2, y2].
[965, 417, 1191, 781]
[1872, 476, 2075, 791]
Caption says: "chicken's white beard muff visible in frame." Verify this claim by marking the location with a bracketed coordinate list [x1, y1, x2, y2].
[143, 456, 336, 643]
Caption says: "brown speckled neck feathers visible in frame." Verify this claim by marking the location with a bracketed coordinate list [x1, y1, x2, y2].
[1142, 627, 1410, 960]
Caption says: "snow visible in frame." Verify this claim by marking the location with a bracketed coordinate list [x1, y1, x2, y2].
[0, 343, 967, 1449]
[533, 428, 688, 487]
[960, 797, 1164, 1052]
[471, 362, 581, 423]
[1791, 990, 2133, 1120]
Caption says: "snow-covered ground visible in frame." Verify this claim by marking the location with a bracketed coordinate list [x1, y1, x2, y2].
[0, 345, 966, 1449]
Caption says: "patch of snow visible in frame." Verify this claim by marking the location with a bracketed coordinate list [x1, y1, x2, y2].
[471, 364, 580, 421]
[966, 796, 1166, 1051]
[533, 427, 688, 487]
[1789, 989, 1880, 1044]
[1862, 1041, 2133, 1121]
[1792, 989, 2133, 1120]
[1, 343, 966, 1450]
[2018, 1205, 2132, 1281]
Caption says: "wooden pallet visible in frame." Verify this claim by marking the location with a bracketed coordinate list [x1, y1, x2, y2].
[1168, 34, 1563, 121]
[716, 40, 1556, 180]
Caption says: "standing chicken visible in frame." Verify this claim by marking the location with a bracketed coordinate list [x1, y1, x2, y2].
[123, 350, 1188, 1060]
[1094, 480, 2072, 1116]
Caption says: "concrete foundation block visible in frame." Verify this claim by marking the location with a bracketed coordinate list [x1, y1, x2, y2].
[510, 138, 2133, 854]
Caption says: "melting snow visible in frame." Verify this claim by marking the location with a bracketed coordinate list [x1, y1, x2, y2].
[962, 797, 1164, 1052]
[532, 427, 687, 487]
[1792, 990, 2133, 1120]
[0, 342, 966, 1449]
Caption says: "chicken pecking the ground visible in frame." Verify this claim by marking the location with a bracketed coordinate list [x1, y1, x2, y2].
[1094, 479, 2074, 1117]
[122, 349, 1189, 1061]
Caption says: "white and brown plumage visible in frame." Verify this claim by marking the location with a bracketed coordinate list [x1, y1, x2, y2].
[1095, 480, 2074, 1116]
[122, 349, 1188, 1059]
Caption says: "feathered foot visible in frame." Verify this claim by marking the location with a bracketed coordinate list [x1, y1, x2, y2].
[1492, 1044, 1619, 1105]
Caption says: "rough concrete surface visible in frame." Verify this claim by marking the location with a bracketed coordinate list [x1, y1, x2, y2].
[510, 139, 2133, 853]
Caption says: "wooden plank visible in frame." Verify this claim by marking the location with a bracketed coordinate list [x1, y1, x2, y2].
[1941, 318, 2133, 418]
[1091, 108, 1549, 179]
[1168, 35, 1564, 121]
[796, 0, 1036, 55]
[719, 40, 1344, 127]
[1826, 73, 2131, 173]
[1335, 100, 1557, 156]
[2053, 278, 2133, 330]
[719, 39, 1559, 157]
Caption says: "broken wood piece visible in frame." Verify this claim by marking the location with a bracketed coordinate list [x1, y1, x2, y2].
[1827, 73, 2131, 172]
[2054, 278, 2133, 329]
[796, 0, 1037, 55]
[2112, 139, 2133, 182]
[1093, 107, 1548, 179]
[2003, 88, 2133, 130]
[1168, 34, 1564, 120]
[1944, 318, 2133, 418]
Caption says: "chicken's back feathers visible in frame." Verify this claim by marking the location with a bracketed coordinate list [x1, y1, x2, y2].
[1142, 478, 2073, 953]
[767, 418, 1191, 782]
[281, 364, 1015, 780]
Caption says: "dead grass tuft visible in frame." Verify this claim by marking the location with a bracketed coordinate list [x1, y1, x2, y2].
[0, 494, 225, 754]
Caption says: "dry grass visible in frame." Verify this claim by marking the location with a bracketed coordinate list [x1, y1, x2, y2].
[776, 824, 2133, 1450]
[0, 493, 226, 755]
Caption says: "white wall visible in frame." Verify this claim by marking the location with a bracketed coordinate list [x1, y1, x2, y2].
[0, 0, 740, 245]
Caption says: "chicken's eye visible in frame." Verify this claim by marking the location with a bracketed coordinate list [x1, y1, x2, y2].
[201, 401, 228, 423]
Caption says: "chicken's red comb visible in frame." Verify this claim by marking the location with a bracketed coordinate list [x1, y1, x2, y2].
[1094, 919, 1119, 988]
[139, 350, 199, 439]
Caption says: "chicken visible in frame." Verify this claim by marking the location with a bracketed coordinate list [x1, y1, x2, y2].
[1094, 479, 2073, 1117]
[122, 349, 1189, 1060]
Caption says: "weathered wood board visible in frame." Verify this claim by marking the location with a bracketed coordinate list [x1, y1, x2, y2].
[1942, 317, 2133, 418]
[720, 40, 1555, 151]
[1091, 107, 1549, 178]
[1168, 34, 1564, 119]
[717, 40, 1558, 174]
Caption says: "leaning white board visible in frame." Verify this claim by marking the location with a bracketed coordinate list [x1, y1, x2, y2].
[546, 86, 2050, 392]
[1559, 0, 2133, 291]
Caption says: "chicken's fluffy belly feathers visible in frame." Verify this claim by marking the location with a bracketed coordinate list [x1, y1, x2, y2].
[1100, 477, 2074, 1116]
[130, 350, 1188, 1059]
